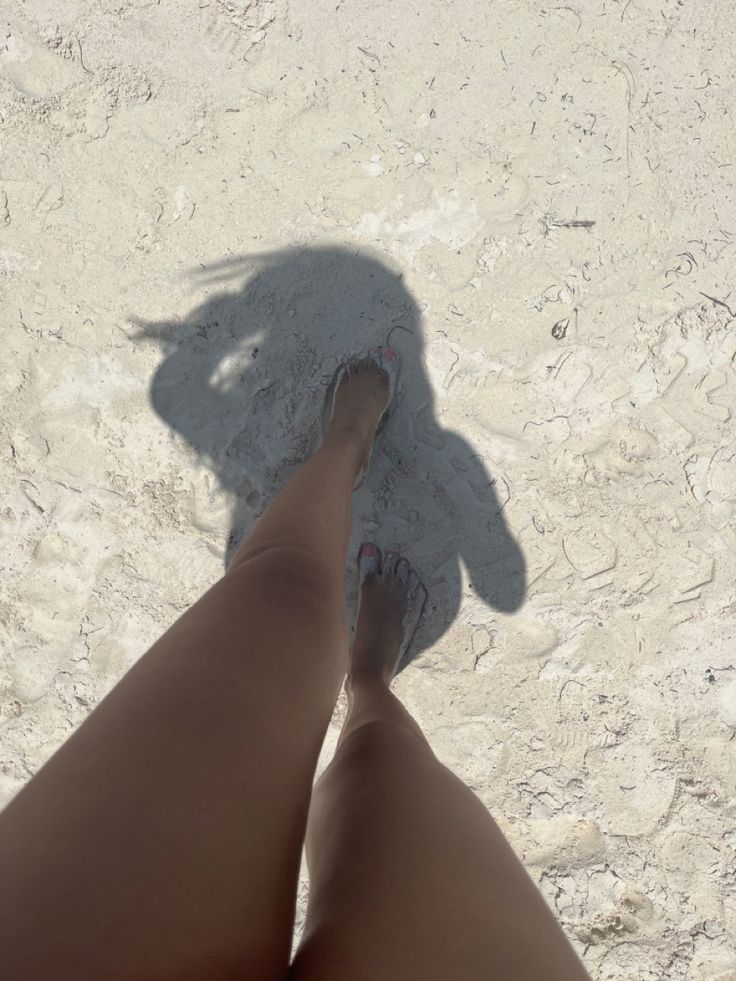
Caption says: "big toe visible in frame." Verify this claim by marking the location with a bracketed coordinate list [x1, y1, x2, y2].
[358, 542, 381, 581]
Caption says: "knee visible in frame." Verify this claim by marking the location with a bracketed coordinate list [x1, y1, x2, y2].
[226, 542, 341, 612]
[226, 543, 331, 594]
[335, 718, 432, 769]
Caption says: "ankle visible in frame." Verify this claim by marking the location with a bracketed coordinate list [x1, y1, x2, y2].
[347, 649, 397, 689]
[325, 417, 372, 449]
[319, 426, 365, 468]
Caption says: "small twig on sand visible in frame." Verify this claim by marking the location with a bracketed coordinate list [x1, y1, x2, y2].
[77, 37, 93, 74]
[698, 291, 736, 319]
[549, 218, 595, 228]
[541, 214, 596, 235]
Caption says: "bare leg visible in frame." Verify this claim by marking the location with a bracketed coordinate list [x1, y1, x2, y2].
[0, 358, 389, 981]
[290, 548, 590, 981]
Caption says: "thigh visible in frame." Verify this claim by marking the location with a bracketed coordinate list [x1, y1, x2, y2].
[0, 553, 344, 981]
[290, 715, 590, 981]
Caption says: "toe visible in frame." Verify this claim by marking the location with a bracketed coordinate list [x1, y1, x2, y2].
[358, 542, 381, 582]
[407, 569, 420, 591]
[382, 551, 399, 579]
[395, 557, 410, 583]
[414, 582, 428, 613]
[369, 347, 385, 372]
[407, 575, 427, 607]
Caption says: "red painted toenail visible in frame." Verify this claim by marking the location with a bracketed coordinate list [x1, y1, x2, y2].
[361, 544, 378, 557]
[383, 347, 396, 361]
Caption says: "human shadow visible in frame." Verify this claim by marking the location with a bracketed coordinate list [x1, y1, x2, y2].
[138, 246, 525, 667]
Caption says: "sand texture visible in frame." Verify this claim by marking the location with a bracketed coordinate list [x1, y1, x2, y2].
[2, 2, 736, 977]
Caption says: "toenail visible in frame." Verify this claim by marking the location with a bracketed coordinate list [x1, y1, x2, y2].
[383, 346, 396, 361]
[361, 544, 378, 557]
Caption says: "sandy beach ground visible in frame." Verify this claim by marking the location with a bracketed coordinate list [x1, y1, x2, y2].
[2, 1, 736, 977]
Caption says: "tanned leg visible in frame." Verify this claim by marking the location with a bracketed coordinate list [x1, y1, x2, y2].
[290, 547, 590, 981]
[0, 357, 389, 981]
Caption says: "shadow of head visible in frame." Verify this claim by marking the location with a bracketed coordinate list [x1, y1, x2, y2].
[137, 245, 525, 667]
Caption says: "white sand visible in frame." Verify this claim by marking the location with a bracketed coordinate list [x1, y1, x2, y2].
[3, 1, 736, 976]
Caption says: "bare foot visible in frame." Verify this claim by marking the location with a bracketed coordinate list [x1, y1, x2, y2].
[349, 544, 426, 684]
[324, 351, 393, 479]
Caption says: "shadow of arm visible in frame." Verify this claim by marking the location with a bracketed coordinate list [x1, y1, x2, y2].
[444, 432, 526, 614]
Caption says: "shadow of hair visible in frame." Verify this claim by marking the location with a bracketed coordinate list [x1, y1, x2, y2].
[138, 245, 525, 669]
